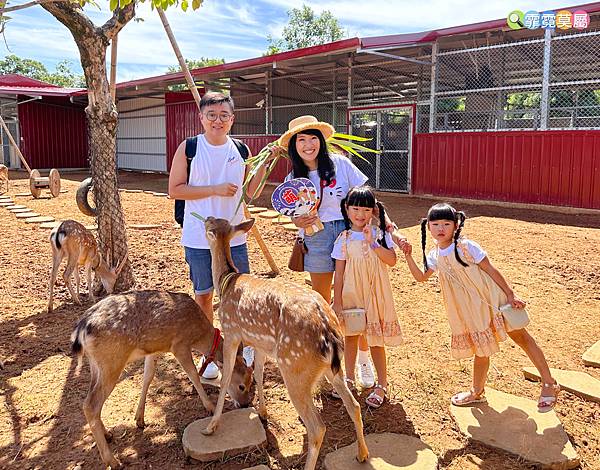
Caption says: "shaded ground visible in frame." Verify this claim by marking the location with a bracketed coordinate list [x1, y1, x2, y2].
[1, 170, 599, 469]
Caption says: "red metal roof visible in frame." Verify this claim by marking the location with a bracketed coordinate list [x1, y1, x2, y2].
[0, 74, 84, 97]
[362, 1, 600, 49]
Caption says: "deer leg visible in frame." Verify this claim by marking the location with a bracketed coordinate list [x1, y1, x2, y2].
[83, 359, 125, 469]
[86, 263, 95, 302]
[171, 344, 214, 413]
[48, 253, 61, 313]
[202, 337, 240, 435]
[326, 370, 369, 463]
[63, 259, 81, 305]
[74, 265, 81, 298]
[135, 354, 158, 428]
[281, 366, 325, 470]
[253, 350, 267, 419]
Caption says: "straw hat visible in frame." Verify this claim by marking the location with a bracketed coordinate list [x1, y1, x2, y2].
[279, 115, 335, 150]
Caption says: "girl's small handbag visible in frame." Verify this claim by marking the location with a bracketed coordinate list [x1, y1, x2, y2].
[342, 308, 367, 336]
[288, 237, 307, 272]
[499, 303, 530, 331]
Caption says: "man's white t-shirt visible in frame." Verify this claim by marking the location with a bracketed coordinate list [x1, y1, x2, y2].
[426, 239, 487, 271]
[181, 135, 246, 249]
[285, 154, 368, 223]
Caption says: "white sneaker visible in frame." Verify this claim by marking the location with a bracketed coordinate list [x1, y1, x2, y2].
[199, 358, 220, 380]
[356, 360, 375, 388]
[243, 346, 255, 367]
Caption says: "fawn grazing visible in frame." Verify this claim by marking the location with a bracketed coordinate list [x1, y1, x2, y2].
[203, 217, 369, 470]
[48, 220, 126, 312]
[71, 290, 253, 469]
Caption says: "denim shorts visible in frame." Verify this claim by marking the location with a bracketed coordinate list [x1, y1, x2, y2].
[303, 219, 346, 273]
[184, 244, 250, 295]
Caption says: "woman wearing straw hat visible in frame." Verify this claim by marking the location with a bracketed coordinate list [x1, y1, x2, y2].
[278, 115, 376, 388]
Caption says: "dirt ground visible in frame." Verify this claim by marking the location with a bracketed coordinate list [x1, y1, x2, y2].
[1, 170, 599, 470]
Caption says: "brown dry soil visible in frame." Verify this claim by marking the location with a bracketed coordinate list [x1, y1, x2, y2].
[1, 170, 599, 470]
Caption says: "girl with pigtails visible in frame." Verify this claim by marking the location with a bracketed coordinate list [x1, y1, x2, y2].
[331, 185, 402, 409]
[394, 203, 559, 411]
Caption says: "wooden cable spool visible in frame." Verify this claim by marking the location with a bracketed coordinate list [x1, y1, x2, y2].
[30, 168, 61, 198]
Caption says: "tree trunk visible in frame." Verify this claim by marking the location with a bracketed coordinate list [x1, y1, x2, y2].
[42, 2, 135, 290]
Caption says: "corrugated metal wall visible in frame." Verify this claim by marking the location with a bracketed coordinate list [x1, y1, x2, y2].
[412, 130, 600, 209]
[117, 97, 166, 172]
[18, 98, 87, 169]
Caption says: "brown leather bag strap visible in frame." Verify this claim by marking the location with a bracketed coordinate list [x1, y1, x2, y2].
[317, 180, 325, 211]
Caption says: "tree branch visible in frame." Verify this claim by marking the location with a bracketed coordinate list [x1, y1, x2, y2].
[1, 0, 63, 14]
[101, 3, 135, 41]
[41, 1, 97, 41]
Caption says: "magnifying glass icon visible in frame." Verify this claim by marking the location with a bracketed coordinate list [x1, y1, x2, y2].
[509, 12, 525, 27]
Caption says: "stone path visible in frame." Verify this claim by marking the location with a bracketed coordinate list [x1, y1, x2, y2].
[582, 340, 600, 367]
[182, 408, 266, 462]
[25, 216, 55, 224]
[324, 433, 438, 470]
[258, 210, 281, 219]
[282, 223, 298, 232]
[450, 388, 579, 469]
[129, 224, 162, 230]
[40, 221, 62, 229]
[15, 212, 39, 219]
[10, 208, 32, 213]
[523, 367, 600, 403]
[271, 216, 292, 225]
[248, 206, 268, 214]
[6, 204, 27, 210]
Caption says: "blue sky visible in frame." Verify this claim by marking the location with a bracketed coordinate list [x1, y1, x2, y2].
[4, 0, 579, 83]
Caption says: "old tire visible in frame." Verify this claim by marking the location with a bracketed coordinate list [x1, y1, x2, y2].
[76, 177, 97, 217]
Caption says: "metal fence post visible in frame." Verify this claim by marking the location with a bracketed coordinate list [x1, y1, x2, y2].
[265, 71, 271, 134]
[540, 28, 552, 130]
[428, 41, 438, 133]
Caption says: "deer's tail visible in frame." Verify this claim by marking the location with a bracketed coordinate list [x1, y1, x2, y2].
[71, 316, 90, 376]
[316, 304, 344, 375]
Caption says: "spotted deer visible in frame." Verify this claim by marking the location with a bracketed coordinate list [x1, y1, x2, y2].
[71, 290, 253, 469]
[202, 217, 369, 470]
[48, 220, 126, 312]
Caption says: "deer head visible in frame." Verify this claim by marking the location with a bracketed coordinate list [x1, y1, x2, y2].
[97, 252, 128, 294]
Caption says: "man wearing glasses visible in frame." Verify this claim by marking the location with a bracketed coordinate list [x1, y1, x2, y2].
[169, 92, 268, 379]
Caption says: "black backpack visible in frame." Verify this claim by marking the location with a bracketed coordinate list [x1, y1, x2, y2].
[174, 136, 250, 227]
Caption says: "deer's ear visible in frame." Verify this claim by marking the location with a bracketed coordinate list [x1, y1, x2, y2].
[206, 230, 217, 242]
[232, 219, 254, 238]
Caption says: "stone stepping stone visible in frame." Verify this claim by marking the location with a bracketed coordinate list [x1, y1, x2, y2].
[152, 192, 168, 197]
[129, 224, 161, 230]
[0, 201, 15, 207]
[143, 190, 154, 194]
[324, 433, 438, 470]
[583, 340, 600, 367]
[85, 225, 98, 230]
[523, 367, 600, 403]
[14, 193, 32, 197]
[182, 407, 266, 462]
[247, 206, 267, 214]
[243, 466, 269, 470]
[450, 388, 579, 469]
[15, 212, 39, 219]
[6, 204, 27, 210]
[123, 189, 143, 193]
[282, 223, 298, 232]
[11, 208, 33, 214]
[40, 221, 62, 229]
[272, 216, 293, 225]
[258, 210, 281, 219]
[59, 189, 68, 193]
[25, 216, 55, 224]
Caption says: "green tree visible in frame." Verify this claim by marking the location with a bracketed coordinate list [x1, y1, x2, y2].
[0, 55, 85, 87]
[266, 4, 345, 55]
[166, 57, 224, 73]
